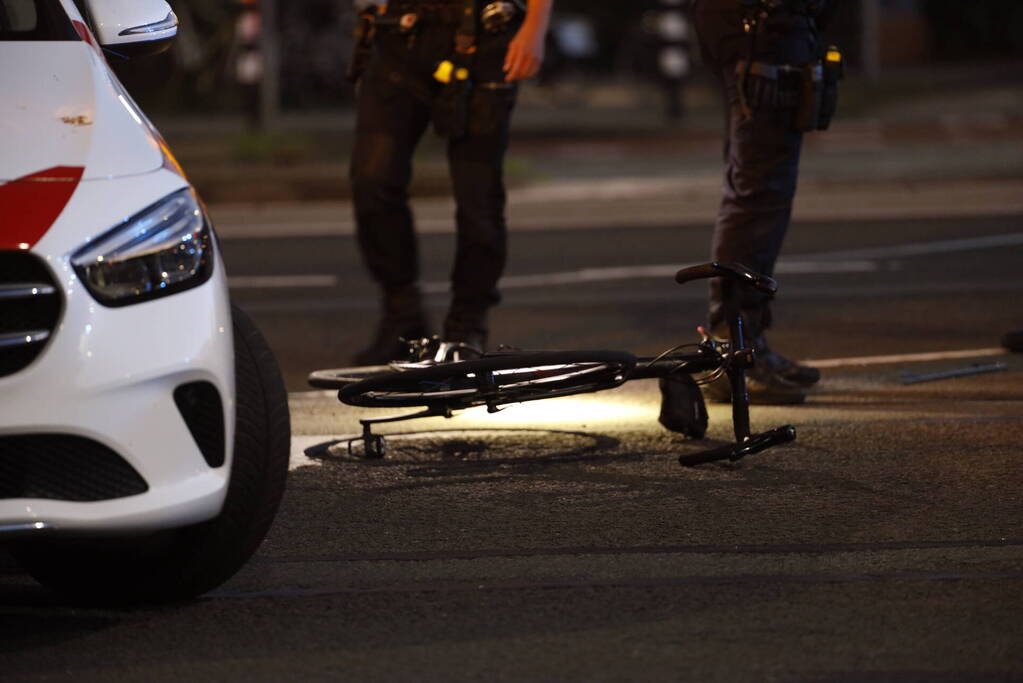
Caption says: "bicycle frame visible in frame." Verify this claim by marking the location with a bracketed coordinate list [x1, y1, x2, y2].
[315, 262, 797, 465]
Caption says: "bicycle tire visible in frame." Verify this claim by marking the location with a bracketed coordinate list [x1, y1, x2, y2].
[338, 350, 637, 409]
[307, 365, 395, 390]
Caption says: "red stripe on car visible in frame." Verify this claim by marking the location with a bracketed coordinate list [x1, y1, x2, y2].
[71, 20, 103, 56]
[0, 167, 86, 250]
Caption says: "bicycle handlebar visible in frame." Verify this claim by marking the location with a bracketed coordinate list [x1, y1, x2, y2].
[674, 262, 778, 295]
[678, 425, 796, 467]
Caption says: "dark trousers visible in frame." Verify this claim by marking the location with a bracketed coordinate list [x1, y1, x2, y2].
[350, 19, 517, 321]
[693, 1, 817, 335]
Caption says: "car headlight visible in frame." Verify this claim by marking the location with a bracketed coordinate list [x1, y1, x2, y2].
[71, 188, 215, 307]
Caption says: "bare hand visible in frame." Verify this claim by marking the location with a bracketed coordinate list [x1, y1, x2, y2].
[503, 22, 546, 81]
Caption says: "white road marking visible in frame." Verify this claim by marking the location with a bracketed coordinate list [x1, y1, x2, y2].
[229, 260, 880, 292]
[228, 274, 339, 289]
[210, 178, 1023, 239]
[802, 347, 1008, 369]
[807, 232, 1023, 261]
[423, 259, 879, 293]
[289, 435, 330, 470]
[227, 232, 1020, 292]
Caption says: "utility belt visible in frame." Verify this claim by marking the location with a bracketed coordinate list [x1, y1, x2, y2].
[347, 1, 523, 83]
[740, 0, 830, 19]
[379, 1, 525, 33]
[383, 2, 466, 29]
[429, 0, 524, 139]
[348, 1, 521, 139]
[735, 45, 844, 131]
[346, 3, 469, 85]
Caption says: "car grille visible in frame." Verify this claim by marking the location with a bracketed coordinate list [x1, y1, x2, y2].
[0, 251, 62, 378]
[0, 434, 149, 502]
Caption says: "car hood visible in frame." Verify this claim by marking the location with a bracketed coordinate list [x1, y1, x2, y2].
[0, 42, 163, 183]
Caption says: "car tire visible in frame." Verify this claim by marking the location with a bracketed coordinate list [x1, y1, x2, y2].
[12, 304, 290, 605]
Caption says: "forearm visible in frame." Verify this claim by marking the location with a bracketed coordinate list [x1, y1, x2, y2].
[522, 0, 553, 36]
[502, 0, 553, 80]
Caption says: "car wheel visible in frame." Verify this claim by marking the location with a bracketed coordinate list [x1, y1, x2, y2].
[12, 304, 290, 605]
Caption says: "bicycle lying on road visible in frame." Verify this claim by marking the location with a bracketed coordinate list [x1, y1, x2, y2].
[309, 262, 796, 467]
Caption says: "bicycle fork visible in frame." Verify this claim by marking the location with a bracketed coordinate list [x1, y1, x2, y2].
[678, 278, 796, 466]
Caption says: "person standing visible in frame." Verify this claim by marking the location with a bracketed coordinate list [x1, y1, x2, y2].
[349, 0, 553, 365]
[692, 0, 838, 404]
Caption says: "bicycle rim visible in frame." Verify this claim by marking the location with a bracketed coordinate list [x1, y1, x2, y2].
[307, 365, 397, 389]
[338, 351, 637, 409]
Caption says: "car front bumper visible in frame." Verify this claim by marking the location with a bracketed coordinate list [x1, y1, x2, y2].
[0, 247, 235, 536]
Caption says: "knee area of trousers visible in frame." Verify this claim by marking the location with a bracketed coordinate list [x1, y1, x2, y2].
[725, 173, 797, 206]
[350, 175, 407, 210]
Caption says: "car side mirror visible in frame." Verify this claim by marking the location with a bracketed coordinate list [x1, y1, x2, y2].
[83, 0, 178, 58]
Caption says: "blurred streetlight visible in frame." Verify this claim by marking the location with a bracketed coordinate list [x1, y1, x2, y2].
[654, 0, 692, 121]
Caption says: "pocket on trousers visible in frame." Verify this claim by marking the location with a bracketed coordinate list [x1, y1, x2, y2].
[360, 60, 406, 103]
[469, 85, 517, 136]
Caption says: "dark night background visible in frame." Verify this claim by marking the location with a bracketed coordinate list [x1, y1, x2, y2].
[112, 0, 1023, 117]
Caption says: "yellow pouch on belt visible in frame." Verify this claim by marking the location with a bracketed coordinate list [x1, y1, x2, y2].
[433, 60, 469, 84]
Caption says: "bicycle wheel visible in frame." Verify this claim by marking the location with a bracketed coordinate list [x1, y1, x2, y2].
[307, 365, 394, 390]
[339, 350, 637, 409]
[307, 359, 465, 389]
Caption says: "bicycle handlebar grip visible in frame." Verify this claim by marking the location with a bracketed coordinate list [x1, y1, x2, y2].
[678, 443, 738, 467]
[678, 424, 797, 467]
[675, 262, 778, 295]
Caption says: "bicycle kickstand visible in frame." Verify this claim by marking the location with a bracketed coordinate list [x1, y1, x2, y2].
[348, 404, 453, 459]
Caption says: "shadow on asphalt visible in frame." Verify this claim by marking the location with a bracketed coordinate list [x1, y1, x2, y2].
[298, 426, 766, 493]
[304, 427, 646, 480]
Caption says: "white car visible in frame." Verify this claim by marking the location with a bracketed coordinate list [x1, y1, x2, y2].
[0, 0, 290, 603]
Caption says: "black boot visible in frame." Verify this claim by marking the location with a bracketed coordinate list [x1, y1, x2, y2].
[352, 288, 430, 366]
[751, 334, 821, 388]
[709, 323, 821, 389]
[703, 323, 811, 405]
[701, 365, 808, 405]
[441, 306, 488, 360]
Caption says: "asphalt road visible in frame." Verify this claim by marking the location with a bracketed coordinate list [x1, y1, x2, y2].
[2, 207, 1022, 681]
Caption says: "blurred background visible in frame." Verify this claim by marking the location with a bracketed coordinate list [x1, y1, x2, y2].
[109, 0, 1023, 204]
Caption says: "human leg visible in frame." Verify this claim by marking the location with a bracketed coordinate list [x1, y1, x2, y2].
[349, 64, 433, 364]
[699, 16, 820, 400]
[442, 86, 516, 352]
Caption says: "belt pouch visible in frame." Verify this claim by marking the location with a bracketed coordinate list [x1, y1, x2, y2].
[816, 46, 844, 130]
[794, 63, 821, 132]
[433, 77, 471, 139]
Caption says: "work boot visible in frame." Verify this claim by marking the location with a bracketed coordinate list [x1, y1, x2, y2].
[709, 323, 821, 388]
[352, 288, 430, 366]
[702, 323, 806, 404]
[751, 335, 821, 388]
[701, 366, 807, 405]
[442, 306, 488, 360]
